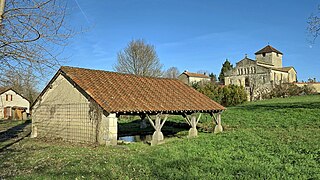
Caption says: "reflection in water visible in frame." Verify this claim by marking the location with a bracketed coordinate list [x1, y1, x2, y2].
[118, 134, 153, 143]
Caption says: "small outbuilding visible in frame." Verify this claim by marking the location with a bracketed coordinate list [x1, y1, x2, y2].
[31, 66, 225, 145]
[0, 88, 30, 120]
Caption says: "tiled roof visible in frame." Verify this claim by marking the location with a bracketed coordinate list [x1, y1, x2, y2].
[59, 66, 225, 114]
[182, 72, 210, 78]
[0, 87, 10, 94]
[256, 60, 274, 66]
[255, 45, 283, 55]
[272, 66, 295, 73]
[0, 87, 30, 102]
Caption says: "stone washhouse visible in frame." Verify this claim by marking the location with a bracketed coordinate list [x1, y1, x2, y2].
[31, 66, 225, 145]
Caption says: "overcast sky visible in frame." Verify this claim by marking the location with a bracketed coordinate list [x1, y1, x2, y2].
[59, 0, 320, 82]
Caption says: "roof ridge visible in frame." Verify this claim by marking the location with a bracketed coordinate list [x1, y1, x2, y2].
[255, 45, 283, 55]
[60, 66, 178, 81]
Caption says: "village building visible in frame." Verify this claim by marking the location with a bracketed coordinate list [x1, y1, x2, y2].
[178, 71, 210, 85]
[0, 88, 30, 120]
[294, 82, 320, 93]
[224, 45, 297, 100]
[31, 66, 225, 145]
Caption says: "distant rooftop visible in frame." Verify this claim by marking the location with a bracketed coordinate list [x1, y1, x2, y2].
[181, 71, 210, 78]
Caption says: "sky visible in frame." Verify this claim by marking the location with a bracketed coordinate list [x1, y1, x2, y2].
[60, 0, 320, 83]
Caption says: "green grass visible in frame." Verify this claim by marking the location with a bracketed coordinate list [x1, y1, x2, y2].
[0, 120, 31, 149]
[0, 95, 320, 179]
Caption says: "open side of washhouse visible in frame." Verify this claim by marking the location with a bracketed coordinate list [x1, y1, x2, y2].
[31, 66, 225, 145]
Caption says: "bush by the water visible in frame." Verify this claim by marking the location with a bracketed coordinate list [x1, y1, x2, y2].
[268, 83, 317, 98]
[192, 81, 247, 106]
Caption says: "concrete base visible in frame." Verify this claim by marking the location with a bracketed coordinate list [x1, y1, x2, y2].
[214, 125, 223, 134]
[188, 127, 198, 138]
[151, 131, 164, 146]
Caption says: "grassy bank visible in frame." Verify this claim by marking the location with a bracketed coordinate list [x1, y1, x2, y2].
[0, 95, 319, 179]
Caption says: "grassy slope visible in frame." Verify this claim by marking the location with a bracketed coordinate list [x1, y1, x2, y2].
[0, 95, 319, 179]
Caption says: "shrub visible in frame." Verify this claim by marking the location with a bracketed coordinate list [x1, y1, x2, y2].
[192, 82, 247, 106]
[269, 83, 316, 98]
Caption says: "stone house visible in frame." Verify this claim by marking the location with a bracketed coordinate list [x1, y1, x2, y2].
[0, 88, 30, 120]
[31, 66, 225, 145]
[224, 45, 297, 100]
[178, 71, 211, 85]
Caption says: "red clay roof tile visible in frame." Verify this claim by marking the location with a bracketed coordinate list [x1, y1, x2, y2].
[60, 66, 225, 113]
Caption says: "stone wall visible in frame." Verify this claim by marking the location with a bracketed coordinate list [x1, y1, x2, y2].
[295, 83, 320, 93]
[32, 74, 118, 145]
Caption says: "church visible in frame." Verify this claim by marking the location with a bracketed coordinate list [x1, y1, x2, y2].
[224, 45, 297, 100]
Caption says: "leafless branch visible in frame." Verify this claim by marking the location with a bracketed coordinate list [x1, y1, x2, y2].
[0, 0, 75, 78]
[114, 39, 163, 77]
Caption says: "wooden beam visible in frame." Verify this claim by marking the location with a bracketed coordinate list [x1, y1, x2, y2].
[159, 114, 168, 129]
[146, 114, 156, 130]
[196, 113, 202, 124]
[183, 113, 191, 126]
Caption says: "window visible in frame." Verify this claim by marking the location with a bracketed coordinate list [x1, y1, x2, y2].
[5, 94, 13, 101]
[245, 77, 250, 87]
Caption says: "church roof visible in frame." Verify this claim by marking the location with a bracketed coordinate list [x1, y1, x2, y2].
[34, 66, 225, 115]
[236, 57, 255, 64]
[272, 66, 296, 73]
[255, 45, 283, 55]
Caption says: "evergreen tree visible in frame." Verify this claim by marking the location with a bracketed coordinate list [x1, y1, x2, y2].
[209, 73, 217, 83]
[218, 59, 233, 84]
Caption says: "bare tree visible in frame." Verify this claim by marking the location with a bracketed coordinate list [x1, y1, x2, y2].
[0, 67, 39, 103]
[114, 39, 163, 77]
[0, 0, 73, 77]
[164, 67, 180, 78]
[308, 5, 320, 42]
[197, 70, 209, 76]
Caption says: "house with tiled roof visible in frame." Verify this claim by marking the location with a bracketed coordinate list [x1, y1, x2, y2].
[224, 45, 297, 100]
[0, 87, 30, 120]
[31, 66, 225, 145]
[178, 70, 210, 85]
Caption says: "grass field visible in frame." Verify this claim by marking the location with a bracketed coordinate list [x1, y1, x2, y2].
[0, 95, 319, 179]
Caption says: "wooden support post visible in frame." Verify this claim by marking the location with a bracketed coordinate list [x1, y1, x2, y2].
[213, 112, 223, 134]
[146, 114, 168, 146]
